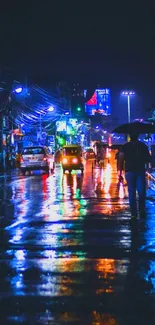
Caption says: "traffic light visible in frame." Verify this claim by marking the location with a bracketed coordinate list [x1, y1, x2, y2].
[76, 106, 81, 112]
[71, 102, 86, 117]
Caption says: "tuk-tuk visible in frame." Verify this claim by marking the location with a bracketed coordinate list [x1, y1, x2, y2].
[61, 144, 84, 173]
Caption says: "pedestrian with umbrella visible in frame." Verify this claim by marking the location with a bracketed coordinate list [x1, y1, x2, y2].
[113, 122, 154, 219]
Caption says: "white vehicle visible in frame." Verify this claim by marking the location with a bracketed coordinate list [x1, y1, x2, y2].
[20, 146, 55, 175]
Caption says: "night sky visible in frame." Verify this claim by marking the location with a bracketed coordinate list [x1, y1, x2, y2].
[0, 3, 155, 100]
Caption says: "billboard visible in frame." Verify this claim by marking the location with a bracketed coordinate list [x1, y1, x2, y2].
[56, 120, 67, 132]
[85, 88, 111, 116]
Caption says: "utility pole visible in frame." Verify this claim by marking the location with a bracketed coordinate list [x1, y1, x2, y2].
[127, 95, 131, 123]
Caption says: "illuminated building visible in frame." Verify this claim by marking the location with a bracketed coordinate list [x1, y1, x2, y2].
[85, 88, 111, 116]
[72, 83, 86, 98]
[71, 83, 87, 117]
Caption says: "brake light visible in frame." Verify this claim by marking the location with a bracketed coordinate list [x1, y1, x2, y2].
[72, 158, 78, 163]
[43, 155, 47, 161]
[20, 156, 24, 162]
[62, 158, 68, 164]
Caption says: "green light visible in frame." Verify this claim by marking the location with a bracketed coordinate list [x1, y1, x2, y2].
[58, 137, 65, 146]
[77, 106, 81, 112]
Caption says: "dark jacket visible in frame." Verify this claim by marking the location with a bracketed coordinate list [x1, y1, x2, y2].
[121, 140, 151, 172]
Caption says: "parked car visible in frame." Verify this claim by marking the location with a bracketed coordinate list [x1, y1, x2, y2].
[84, 148, 96, 159]
[20, 146, 55, 175]
[61, 144, 84, 173]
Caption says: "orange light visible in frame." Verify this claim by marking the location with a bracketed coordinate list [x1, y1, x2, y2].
[72, 158, 78, 163]
[106, 148, 109, 158]
[107, 151, 111, 158]
[20, 156, 24, 162]
[62, 158, 68, 164]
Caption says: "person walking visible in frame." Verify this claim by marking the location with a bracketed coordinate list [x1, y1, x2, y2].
[119, 132, 151, 219]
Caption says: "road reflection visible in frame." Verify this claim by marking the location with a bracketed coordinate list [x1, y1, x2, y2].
[3, 151, 130, 227]
[5, 247, 128, 298]
[1, 150, 155, 324]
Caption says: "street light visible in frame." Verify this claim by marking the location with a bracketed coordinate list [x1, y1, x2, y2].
[64, 111, 70, 115]
[122, 91, 135, 123]
[48, 105, 55, 112]
[14, 87, 23, 94]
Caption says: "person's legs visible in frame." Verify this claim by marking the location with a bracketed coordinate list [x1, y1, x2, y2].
[136, 172, 146, 217]
[125, 172, 137, 217]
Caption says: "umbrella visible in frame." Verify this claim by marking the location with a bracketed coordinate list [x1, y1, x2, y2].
[112, 122, 155, 134]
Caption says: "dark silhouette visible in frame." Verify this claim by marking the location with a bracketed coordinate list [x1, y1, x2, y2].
[119, 132, 151, 218]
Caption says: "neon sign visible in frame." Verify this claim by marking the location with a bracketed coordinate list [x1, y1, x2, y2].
[85, 88, 111, 116]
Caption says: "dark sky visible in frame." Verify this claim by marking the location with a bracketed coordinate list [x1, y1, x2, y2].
[0, 2, 155, 95]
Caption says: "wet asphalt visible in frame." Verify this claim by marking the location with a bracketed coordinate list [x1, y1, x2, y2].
[0, 151, 155, 325]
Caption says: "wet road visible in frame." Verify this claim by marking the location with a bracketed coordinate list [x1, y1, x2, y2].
[1, 151, 155, 324]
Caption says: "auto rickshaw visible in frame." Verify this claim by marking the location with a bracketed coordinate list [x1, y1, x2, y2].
[61, 144, 84, 173]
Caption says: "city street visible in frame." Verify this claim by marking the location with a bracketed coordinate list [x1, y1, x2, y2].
[1, 153, 155, 324]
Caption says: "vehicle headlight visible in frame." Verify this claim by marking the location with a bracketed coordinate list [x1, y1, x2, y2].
[62, 158, 68, 164]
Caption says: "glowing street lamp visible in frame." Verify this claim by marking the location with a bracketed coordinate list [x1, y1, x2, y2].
[14, 87, 23, 94]
[48, 105, 55, 112]
[64, 111, 70, 115]
[122, 91, 135, 123]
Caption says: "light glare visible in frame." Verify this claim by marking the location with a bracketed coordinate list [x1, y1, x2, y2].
[48, 106, 54, 112]
[15, 87, 22, 94]
[122, 91, 135, 96]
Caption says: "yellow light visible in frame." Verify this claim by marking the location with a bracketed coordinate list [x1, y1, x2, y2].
[104, 163, 112, 194]
[62, 158, 68, 164]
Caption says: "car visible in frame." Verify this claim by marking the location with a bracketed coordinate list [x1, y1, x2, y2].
[61, 144, 84, 173]
[20, 146, 55, 175]
[84, 148, 96, 159]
